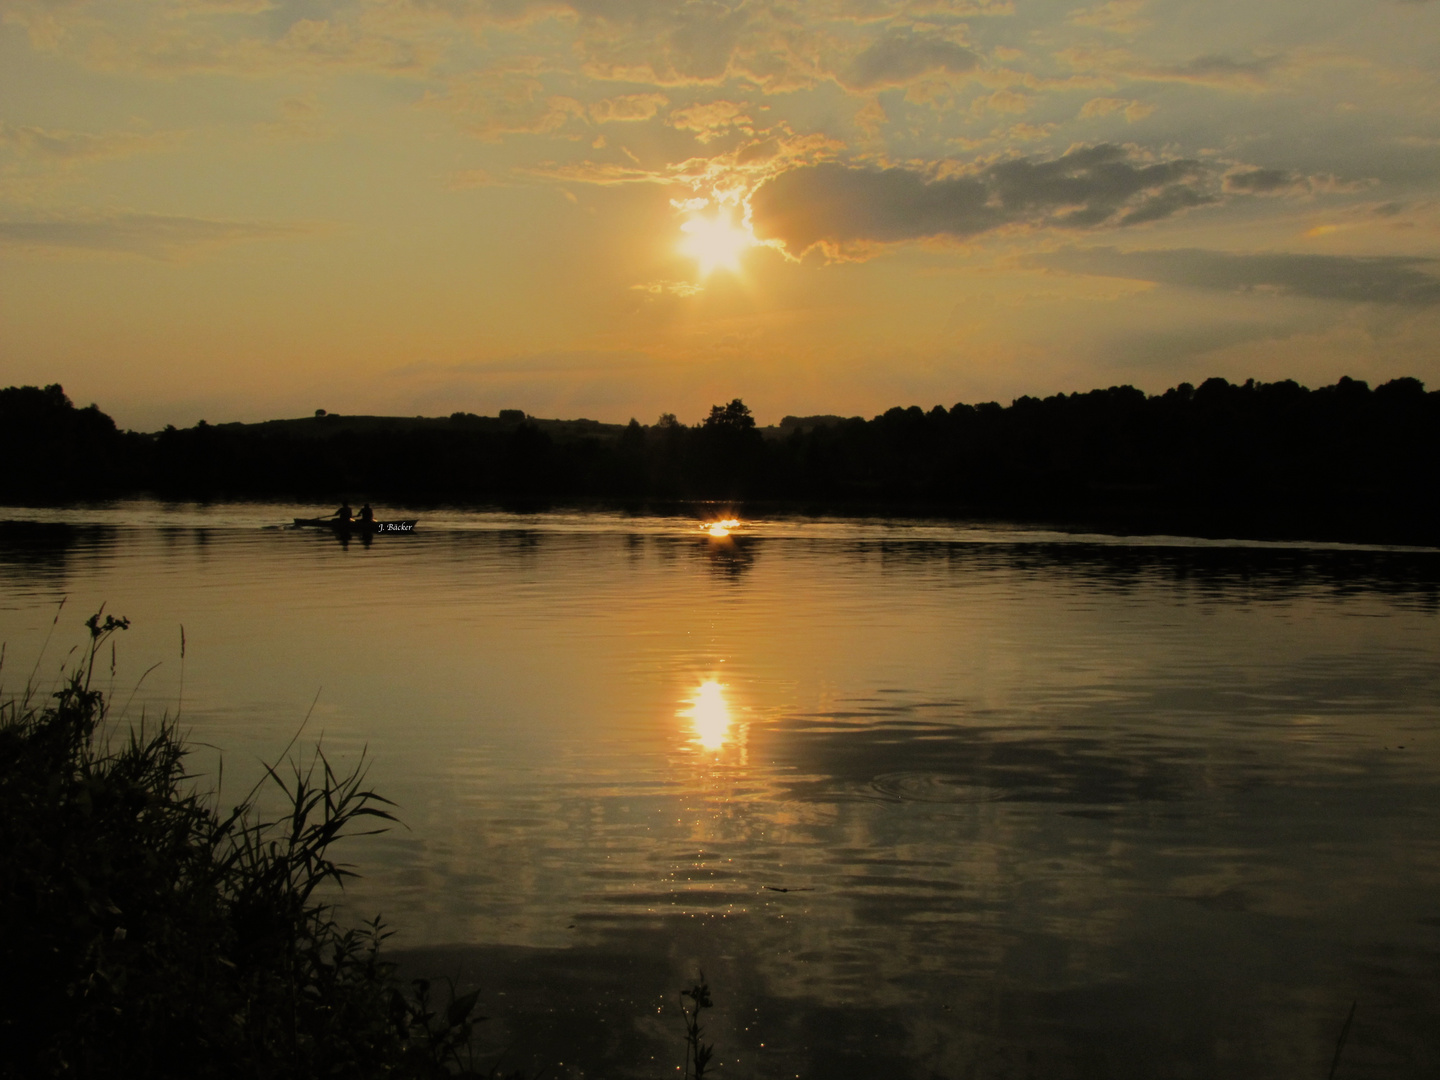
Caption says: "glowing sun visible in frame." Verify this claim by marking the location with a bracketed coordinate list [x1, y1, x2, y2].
[679, 209, 755, 276]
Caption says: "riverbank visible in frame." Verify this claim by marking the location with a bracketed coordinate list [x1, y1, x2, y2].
[0, 613, 499, 1080]
[5, 377, 1438, 547]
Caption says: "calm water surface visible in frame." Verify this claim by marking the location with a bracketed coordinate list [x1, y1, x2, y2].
[2, 503, 1438, 1079]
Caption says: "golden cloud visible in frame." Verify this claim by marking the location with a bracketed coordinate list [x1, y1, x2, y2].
[1079, 97, 1156, 122]
[589, 93, 669, 123]
[668, 100, 754, 142]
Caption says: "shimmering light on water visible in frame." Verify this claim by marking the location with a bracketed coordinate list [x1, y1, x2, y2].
[685, 679, 731, 749]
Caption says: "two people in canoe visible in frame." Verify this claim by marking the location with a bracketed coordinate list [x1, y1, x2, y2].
[331, 502, 374, 525]
[294, 508, 415, 532]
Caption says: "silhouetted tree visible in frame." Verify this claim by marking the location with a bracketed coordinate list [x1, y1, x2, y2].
[0, 384, 135, 499]
[703, 399, 756, 430]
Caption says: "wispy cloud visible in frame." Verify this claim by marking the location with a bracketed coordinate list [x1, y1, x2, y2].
[632, 278, 704, 297]
[519, 160, 673, 185]
[1059, 45, 1285, 89]
[0, 212, 316, 257]
[445, 167, 506, 189]
[668, 100, 753, 142]
[387, 349, 665, 378]
[589, 92, 669, 123]
[1078, 97, 1155, 122]
[1147, 52, 1282, 87]
[0, 122, 183, 161]
[1034, 246, 1440, 305]
[1067, 0, 1149, 35]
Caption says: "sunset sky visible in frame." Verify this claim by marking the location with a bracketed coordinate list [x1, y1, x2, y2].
[2, 0, 1438, 430]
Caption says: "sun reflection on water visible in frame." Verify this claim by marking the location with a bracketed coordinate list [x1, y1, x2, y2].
[702, 518, 741, 538]
[684, 679, 731, 750]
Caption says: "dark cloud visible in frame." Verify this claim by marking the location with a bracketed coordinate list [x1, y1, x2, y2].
[750, 145, 1214, 254]
[1115, 185, 1215, 225]
[840, 32, 980, 91]
[1146, 53, 1280, 86]
[752, 165, 991, 251]
[1221, 168, 1367, 197]
[1223, 167, 1296, 194]
[1034, 246, 1440, 305]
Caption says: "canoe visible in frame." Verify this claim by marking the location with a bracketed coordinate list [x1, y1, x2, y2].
[292, 518, 418, 533]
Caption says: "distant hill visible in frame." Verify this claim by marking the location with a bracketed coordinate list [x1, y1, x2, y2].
[771, 414, 857, 438]
[218, 411, 628, 440]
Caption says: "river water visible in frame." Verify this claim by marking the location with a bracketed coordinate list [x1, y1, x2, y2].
[2, 503, 1438, 1079]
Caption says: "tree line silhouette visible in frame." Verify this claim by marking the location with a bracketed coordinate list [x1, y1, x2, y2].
[3, 377, 1437, 543]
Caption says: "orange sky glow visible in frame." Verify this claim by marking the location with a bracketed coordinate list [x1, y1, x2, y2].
[2, 0, 1439, 430]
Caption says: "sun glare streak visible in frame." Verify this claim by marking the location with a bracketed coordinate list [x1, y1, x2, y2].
[702, 518, 741, 538]
[685, 679, 731, 750]
[679, 209, 755, 277]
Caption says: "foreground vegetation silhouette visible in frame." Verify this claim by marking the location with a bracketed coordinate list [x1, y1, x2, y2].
[4, 376, 1438, 542]
[0, 612, 517, 1080]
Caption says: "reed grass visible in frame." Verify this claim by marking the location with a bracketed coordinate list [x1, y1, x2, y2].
[679, 972, 715, 1080]
[0, 612, 512, 1080]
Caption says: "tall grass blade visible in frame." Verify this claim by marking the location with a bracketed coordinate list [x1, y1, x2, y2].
[1328, 999, 1357, 1080]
